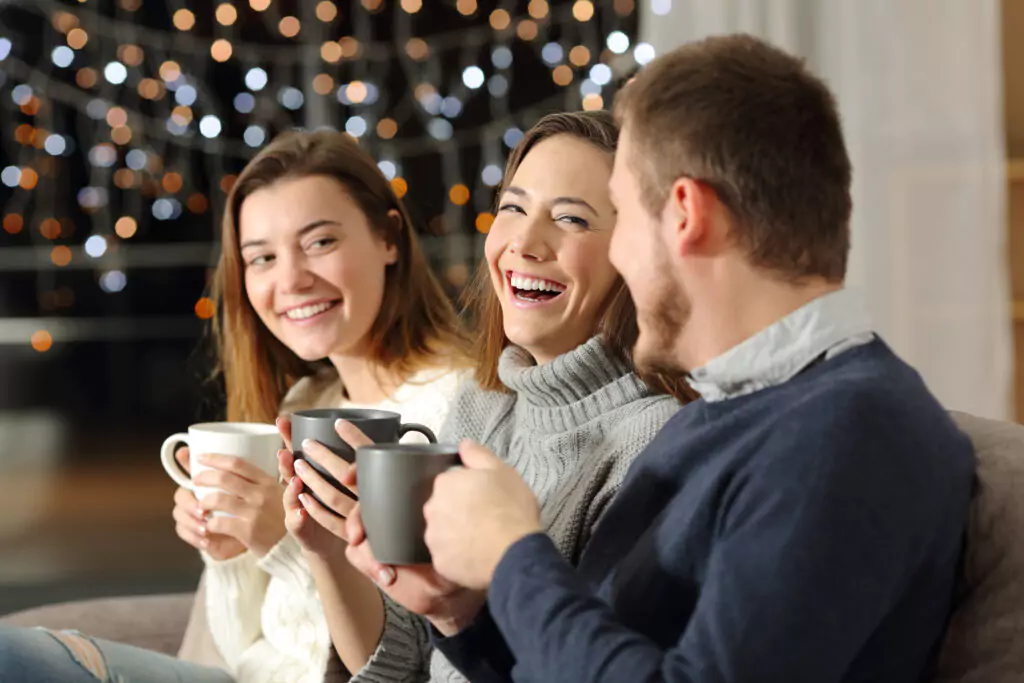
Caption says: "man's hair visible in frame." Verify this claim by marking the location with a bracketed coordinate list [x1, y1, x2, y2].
[615, 33, 852, 282]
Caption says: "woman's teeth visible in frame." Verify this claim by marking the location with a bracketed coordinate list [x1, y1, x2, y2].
[509, 274, 566, 293]
[285, 302, 335, 320]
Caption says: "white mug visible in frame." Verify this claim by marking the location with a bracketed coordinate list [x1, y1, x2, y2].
[160, 422, 281, 516]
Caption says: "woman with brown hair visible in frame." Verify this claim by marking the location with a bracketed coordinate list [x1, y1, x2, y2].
[284, 111, 688, 682]
[0, 129, 469, 683]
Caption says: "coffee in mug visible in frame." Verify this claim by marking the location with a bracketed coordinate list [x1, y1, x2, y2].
[160, 422, 281, 517]
[356, 442, 460, 565]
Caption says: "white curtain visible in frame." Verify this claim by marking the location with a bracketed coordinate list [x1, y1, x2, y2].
[640, 0, 1013, 420]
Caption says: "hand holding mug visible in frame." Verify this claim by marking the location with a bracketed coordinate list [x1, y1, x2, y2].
[161, 422, 283, 559]
[169, 446, 246, 561]
[278, 417, 361, 558]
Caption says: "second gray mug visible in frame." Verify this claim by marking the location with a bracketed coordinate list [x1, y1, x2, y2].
[356, 443, 460, 565]
[291, 408, 436, 505]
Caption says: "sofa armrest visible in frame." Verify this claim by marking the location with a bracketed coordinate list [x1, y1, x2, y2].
[0, 593, 194, 656]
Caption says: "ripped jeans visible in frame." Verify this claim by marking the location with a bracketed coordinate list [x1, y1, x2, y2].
[0, 625, 234, 683]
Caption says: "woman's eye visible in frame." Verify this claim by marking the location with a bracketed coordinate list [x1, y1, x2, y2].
[307, 237, 337, 250]
[247, 254, 273, 267]
[498, 203, 526, 215]
[557, 215, 591, 229]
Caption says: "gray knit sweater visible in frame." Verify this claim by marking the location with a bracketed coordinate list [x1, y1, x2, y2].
[349, 336, 680, 683]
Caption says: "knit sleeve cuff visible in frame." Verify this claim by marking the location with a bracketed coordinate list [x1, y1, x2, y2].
[349, 594, 430, 683]
[201, 549, 265, 588]
[256, 534, 314, 590]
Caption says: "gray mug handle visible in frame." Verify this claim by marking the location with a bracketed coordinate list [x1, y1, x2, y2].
[398, 423, 436, 443]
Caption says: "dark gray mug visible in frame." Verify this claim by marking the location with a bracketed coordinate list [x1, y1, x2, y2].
[291, 408, 436, 505]
[356, 443, 460, 565]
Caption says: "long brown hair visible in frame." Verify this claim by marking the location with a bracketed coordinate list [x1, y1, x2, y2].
[212, 130, 469, 423]
[462, 111, 695, 401]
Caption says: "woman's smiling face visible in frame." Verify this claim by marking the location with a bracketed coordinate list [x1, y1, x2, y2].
[485, 134, 620, 363]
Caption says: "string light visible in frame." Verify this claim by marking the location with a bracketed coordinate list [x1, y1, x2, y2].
[391, 177, 408, 198]
[651, 0, 672, 16]
[517, 20, 539, 41]
[279, 17, 301, 38]
[377, 118, 398, 139]
[405, 38, 429, 61]
[528, 0, 549, 19]
[582, 93, 603, 110]
[40, 218, 61, 239]
[552, 65, 573, 86]
[50, 246, 72, 267]
[115, 216, 137, 238]
[321, 41, 343, 63]
[489, 10, 511, 30]
[67, 28, 88, 49]
[187, 194, 208, 213]
[172, 9, 196, 31]
[195, 297, 216, 319]
[31, 330, 53, 353]
[456, 0, 477, 15]
[614, 0, 636, 14]
[3, 214, 24, 234]
[211, 39, 233, 62]
[316, 1, 338, 22]
[475, 213, 494, 233]
[118, 45, 144, 66]
[216, 3, 238, 26]
[569, 45, 591, 66]
[250, 0, 271, 11]
[313, 73, 334, 95]
[401, 0, 423, 12]
[573, 0, 595, 21]
[449, 184, 470, 206]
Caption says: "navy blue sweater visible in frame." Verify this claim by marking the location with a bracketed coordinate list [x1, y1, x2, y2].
[435, 341, 975, 682]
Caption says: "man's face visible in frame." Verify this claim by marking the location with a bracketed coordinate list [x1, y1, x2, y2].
[608, 128, 692, 376]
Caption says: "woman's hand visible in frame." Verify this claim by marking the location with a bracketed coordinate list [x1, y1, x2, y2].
[278, 417, 359, 557]
[192, 449, 287, 558]
[170, 446, 246, 561]
[344, 504, 487, 636]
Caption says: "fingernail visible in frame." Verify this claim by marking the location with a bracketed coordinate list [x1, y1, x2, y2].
[301, 438, 313, 450]
[294, 459, 307, 473]
[335, 419, 346, 428]
[298, 493, 310, 507]
[376, 567, 396, 585]
[198, 525, 207, 536]
[289, 476, 299, 486]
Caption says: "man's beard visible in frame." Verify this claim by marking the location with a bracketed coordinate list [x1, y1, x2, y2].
[633, 272, 692, 379]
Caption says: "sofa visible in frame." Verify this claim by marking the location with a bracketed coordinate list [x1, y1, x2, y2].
[1, 412, 1022, 681]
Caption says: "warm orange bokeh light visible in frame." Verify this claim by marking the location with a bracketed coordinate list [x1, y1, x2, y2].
[173, 9, 196, 31]
[614, 0, 636, 15]
[313, 74, 334, 95]
[377, 118, 398, 140]
[106, 106, 128, 128]
[552, 65, 573, 86]
[400, 0, 422, 13]
[216, 3, 238, 25]
[3, 214, 24, 235]
[76, 68, 98, 89]
[321, 41, 342, 63]
[118, 44, 144, 66]
[194, 297, 216, 319]
[528, 0, 549, 19]
[187, 193, 208, 214]
[405, 38, 429, 61]
[279, 16, 301, 37]
[111, 126, 132, 145]
[569, 45, 591, 66]
[159, 61, 182, 82]
[14, 124, 33, 145]
[39, 218, 61, 240]
[449, 184, 471, 206]
[489, 9, 511, 30]
[517, 20, 538, 41]
[220, 175, 238, 193]
[67, 28, 88, 49]
[339, 37, 360, 58]
[19, 168, 39, 190]
[211, 39, 233, 62]
[456, 0, 477, 15]
[115, 216, 138, 238]
[391, 177, 408, 198]
[31, 330, 53, 353]
[475, 213, 495, 233]
[250, 0, 271, 10]
[573, 0, 595, 21]
[582, 93, 604, 111]
[316, 1, 338, 21]
[162, 172, 183, 194]
[50, 246, 72, 267]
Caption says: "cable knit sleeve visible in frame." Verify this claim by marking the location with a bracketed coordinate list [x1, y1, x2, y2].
[347, 595, 431, 683]
[256, 534, 315, 591]
[201, 550, 270, 669]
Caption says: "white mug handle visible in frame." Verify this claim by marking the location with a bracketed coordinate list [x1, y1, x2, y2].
[161, 433, 194, 489]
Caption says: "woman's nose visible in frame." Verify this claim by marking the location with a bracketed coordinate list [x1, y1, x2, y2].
[509, 218, 553, 262]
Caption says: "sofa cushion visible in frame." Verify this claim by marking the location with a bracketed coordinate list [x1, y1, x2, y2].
[0, 593, 193, 656]
[934, 412, 1024, 682]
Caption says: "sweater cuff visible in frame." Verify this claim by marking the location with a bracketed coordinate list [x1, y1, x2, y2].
[349, 594, 430, 682]
[201, 549, 264, 585]
[256, 534, 314, 589]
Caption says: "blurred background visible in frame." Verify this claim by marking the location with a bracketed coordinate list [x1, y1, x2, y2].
[0, 0, 1019, 614]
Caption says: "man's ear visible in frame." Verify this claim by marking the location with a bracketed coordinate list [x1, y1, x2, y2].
[665, 177, 709, 259]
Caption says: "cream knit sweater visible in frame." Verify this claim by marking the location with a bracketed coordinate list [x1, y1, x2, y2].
[200, 365, 465, 683]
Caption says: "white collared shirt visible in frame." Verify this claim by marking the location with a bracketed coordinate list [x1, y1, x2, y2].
[687, 289, 876, 402]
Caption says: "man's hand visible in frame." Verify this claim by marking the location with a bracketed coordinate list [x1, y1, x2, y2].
[423, 440, 543, 591]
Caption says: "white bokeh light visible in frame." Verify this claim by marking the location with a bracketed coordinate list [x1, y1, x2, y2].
[651, 0, 672, 16]
[462, 66, 485, 90]
[199, 115, 222, 138]
[279, 87, 304, 110]
[234, 92, 255, 113]
[488, 75, 509, 97]
[104, 61, 127, 85]
[491, 47, 513, 69]
[175, 84, 197, 106]
[243, 125, 266, 147]
[589, 64, 612, 86]
[481, 164, 503, 187]
[245, 67, 268, 91]
[345, 116, 367, 137]
[51, 46, 74, 68]
[606, 31, 630, 55]
[1, 166, 20, 188]
[503, 127, 524, 148]
[377, 160, 397, 180]
[11, 84, 32, 105]
[100, 270, 127, 293]
[85, 235, 108, 258]
[0, 38, 11, 62]
[428, 118, 453, 141]
[541, 43, 563, 65]
[126, 149, 147, 170]
[441, 96, 462, 118]
[44, 134, 67, 156]
[634, 43, 656, 65]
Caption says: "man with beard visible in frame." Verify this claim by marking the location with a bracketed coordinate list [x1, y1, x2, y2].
[416, 34, 976, 683]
